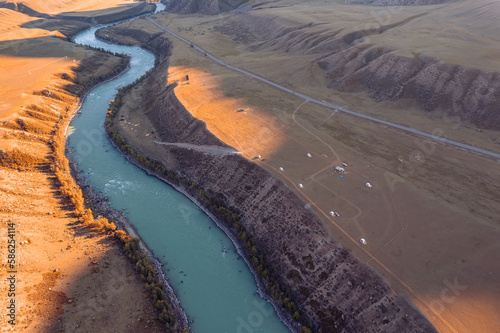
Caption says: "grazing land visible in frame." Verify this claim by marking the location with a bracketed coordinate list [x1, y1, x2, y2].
[104, 1, 500, 331]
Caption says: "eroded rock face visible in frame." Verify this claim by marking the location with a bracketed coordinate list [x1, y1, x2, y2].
[136, 79, 438, 330]
[320, 48, 500, 129]
[214, 14, 500, 130]
[168, 148, 436, 332]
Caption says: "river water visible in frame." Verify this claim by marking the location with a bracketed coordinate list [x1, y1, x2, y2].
[68, 5, 290, 333]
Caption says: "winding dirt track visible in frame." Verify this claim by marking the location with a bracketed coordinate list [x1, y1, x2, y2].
[154, 141, 241, 156]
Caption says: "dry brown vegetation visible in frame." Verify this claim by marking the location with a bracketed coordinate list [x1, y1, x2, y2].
[0, 1, 171, 332]
[0, 149, 46, 170]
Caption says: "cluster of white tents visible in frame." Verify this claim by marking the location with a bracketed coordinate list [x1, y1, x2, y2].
[279, 155, 373, 246]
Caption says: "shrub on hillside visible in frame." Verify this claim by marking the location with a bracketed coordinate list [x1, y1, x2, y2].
[114, 230, 184, 331]
[0, 149, 46, 170]
[80, 208, 116, 232]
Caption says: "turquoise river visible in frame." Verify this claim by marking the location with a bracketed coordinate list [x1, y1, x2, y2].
[68, 6, 290, 333]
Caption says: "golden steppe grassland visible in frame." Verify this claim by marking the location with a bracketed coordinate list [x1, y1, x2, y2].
[0, 1, 164, 332]
[112, 2, 500, 332]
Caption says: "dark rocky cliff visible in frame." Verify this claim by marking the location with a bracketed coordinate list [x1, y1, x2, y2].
[318, 46, 500, 129]
[167, 148, 436, 332]
[100, 26, 438, 332]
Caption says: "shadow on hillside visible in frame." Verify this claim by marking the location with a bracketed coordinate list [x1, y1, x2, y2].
[0, 1, 50, 18]
[0, 35, 87, 58]
[0, 1, 155, 49]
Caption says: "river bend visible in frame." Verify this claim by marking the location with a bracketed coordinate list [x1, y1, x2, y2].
[68, 7, 289, 333]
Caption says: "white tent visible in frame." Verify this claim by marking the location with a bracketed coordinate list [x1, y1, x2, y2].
[298, 184, 304, 188]
[360, 238, 367, 245]
[366, 182, 372, 188]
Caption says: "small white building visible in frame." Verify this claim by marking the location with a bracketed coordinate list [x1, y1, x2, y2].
[329, 211, 334, 216]
[279, 167, 284, 171]
[366, 182, 372, 188]
[298, 184, 304, 188]
[306, 153, 312, 158]
[360, 238, 367, 245]
[335, 166, 345, 172]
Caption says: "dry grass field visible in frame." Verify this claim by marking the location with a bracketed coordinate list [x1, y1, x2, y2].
[0, 1, 164, 331]
[0, 0, 145, 118]
[113, 3, 500, 331]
